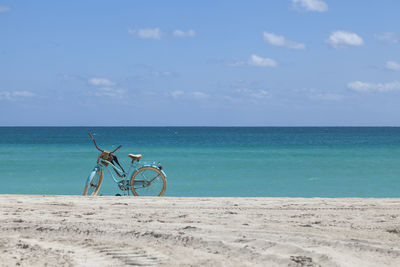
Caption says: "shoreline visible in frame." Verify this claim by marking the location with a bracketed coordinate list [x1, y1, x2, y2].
[3, 194, 400, 199]
[1, 195, 399, 266]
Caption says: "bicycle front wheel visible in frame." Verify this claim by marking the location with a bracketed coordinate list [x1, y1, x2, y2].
[130, 166, 166, 196]
[83, 169, 103, 196]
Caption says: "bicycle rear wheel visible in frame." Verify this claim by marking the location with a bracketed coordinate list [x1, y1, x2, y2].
[130, 166, 166, 196]
[83, 169, 103, 196]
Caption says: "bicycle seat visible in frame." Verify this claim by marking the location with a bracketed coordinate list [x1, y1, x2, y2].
[128, 154, 142, 161]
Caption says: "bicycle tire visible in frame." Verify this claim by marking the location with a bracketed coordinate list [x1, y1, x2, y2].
[83, 169, 103, 196]
[130, 166, 166, 196]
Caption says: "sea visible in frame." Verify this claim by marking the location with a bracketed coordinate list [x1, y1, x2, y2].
[1, 127, 399, 197]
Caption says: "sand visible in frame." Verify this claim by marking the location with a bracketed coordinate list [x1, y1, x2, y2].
[0, 195, 399, 266]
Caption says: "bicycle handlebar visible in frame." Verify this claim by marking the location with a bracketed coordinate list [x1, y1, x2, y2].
[111, 145, 122, 153]
[88, 133, 122, 153]
[88, 133, 103, 152]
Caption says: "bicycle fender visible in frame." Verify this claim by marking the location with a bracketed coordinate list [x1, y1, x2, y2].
[85, 167, 99, 187]
[139, 164, 167, 178]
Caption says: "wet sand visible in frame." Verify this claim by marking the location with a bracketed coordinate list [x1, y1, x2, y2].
[0, 195, 400, 266]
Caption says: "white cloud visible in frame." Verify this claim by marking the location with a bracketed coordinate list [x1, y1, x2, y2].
[169, 90, 209, 100]
[310, 92, 344, 101]
[128, 28, 162, 39]
[248, 54, 277, 67]
[90, 87, 125, 98]
[152, 71, 173, 77]
[191, 91, 209, 99]
[327, 31, 364, 48]
[170, 90, 184, 98]
[226, 60, 246, 67]
[348, 81, 400, 92]
[292, 0, 328, 12]
[0, 5, 11, 13]
[263, 32, 285, 46]
[375, 32, 399, 44]
[263, 31, 305, 50]
[88, 78, 115, 86]
[128, 28, 197, 39]
[87, 78, 124, 97]
[0, 90, 36, 100]
[385, 61, 400, 71]
[172, 29, 196, 38]
[250, 90, 269, 99]
[235, 88, 269, 99]
[13, 91, 36, 97]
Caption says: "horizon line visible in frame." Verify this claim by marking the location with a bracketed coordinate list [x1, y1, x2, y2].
[1, 125, 400, 128]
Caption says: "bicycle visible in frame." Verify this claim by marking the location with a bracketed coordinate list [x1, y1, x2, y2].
[83, 133, 167, 196]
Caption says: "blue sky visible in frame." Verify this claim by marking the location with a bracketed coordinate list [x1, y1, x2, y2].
[1, 0, 400, 126]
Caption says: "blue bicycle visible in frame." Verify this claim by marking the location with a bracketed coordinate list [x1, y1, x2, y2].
[83, 133, 167, 196]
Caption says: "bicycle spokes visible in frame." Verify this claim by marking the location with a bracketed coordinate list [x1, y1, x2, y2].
[87, 171, 101, 195]
[132, 167, 166, 196]
[85, 133, 166, 197]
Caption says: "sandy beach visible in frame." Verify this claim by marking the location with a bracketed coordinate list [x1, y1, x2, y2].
[0, 195, 399, 266]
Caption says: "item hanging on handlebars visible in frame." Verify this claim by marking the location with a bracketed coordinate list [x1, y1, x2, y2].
[111, 154, 124, 173]
[100, 150, 113, 162]
[100, 150, 125, 176]
[89, 133, 125, 177]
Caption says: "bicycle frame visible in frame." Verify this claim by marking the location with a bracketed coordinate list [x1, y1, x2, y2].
[85, 158, 167, 196]
[84, 133, 167, 196]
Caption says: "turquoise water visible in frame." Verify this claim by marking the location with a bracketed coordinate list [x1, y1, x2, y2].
[0, 127, 400, 197]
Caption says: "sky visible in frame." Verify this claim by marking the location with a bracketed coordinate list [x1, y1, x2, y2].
[1, 0, 400, 126]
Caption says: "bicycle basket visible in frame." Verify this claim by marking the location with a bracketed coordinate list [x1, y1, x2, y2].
[100, 151, 113, 166]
